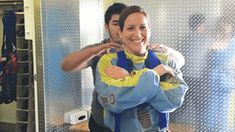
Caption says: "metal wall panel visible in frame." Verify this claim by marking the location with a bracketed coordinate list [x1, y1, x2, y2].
[40, 0, 82, 130]
[79, 0, 104, 111]
[35, 0, 104, 131]
[34, 0, 44, 131]
[35, 0, 235, 131]
[113, 0, 235, 131]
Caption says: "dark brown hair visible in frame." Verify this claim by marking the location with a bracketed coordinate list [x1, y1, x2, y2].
[104, 3, 127, 25]
[119, 5, 149, 31]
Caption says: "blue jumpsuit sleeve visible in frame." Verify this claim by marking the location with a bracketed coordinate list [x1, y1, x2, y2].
[148, 54, 188, 112]
[96, 69, 162, 113]
[96, 53, 188, 113]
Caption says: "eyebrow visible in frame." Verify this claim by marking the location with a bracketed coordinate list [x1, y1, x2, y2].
[111, 20, 119, 23]
[126, 24, 147, 27]
[126, 24, 134, 27]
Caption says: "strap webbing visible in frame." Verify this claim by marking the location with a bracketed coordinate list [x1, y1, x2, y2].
[115, 50, 168, 132]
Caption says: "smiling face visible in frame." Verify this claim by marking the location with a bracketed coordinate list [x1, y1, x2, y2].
[119, 12, 151, 56]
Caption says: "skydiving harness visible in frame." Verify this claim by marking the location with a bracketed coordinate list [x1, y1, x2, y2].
[114, 50, 168, 132]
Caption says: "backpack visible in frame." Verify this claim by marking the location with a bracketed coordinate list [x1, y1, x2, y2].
[113, 50, 168, 132]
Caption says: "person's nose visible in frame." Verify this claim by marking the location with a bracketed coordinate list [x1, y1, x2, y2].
[134, 29, 141, 38]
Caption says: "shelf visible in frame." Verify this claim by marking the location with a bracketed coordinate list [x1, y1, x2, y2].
[17, 97, 30, 100]
[16, 36, 25, 39]
[17, 73, 31, 76]
[0, 0, 23, 2]
[0, 2, 22, 6]
[16, 108, 29, 112]
[17, 85, 30, 87]
[17, 109, 35, 112]
[17, 48, 28, 51]
[16, 121, 29, 124]
[15, 8, 35, 132]
[18, 60, 30, 63]
[17, 49, 33, 52]
[16, 23, 24, 26]
[17, 109, 29, 112]
[15, 11, 24, 15]
[17, 97, 34, 101]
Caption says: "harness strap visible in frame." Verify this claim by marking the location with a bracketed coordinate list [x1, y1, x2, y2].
[145, 50, 160, 69]
[114, 113, 121, 132]
[114, 50, 168, 132]
[158, 112, 168, 130]
[117, 51, 133, 73]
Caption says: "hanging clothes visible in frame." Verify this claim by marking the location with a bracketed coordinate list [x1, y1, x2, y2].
[0, 8, 5, 63]
[0, 10, 18, 104]
[0, 7, 4, 104]
[0, 7, 3, 55]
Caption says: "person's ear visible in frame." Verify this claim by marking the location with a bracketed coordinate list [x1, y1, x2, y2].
[104, 24, 109, 32]
[118, 28, 122, 39]
[119, 29, 126, 45]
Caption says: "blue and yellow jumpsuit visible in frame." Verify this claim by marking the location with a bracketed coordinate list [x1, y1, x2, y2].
[95, 50, 188, 132]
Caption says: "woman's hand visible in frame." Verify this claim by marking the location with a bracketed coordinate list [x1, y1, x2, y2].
[105, 66, 129, 79]
[147, 44, 170, 54]
[148, 44, 185, 69]
[154, 64, 176, 77]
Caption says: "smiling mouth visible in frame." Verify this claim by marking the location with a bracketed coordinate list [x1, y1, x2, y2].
[132, 39, 144, 44]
